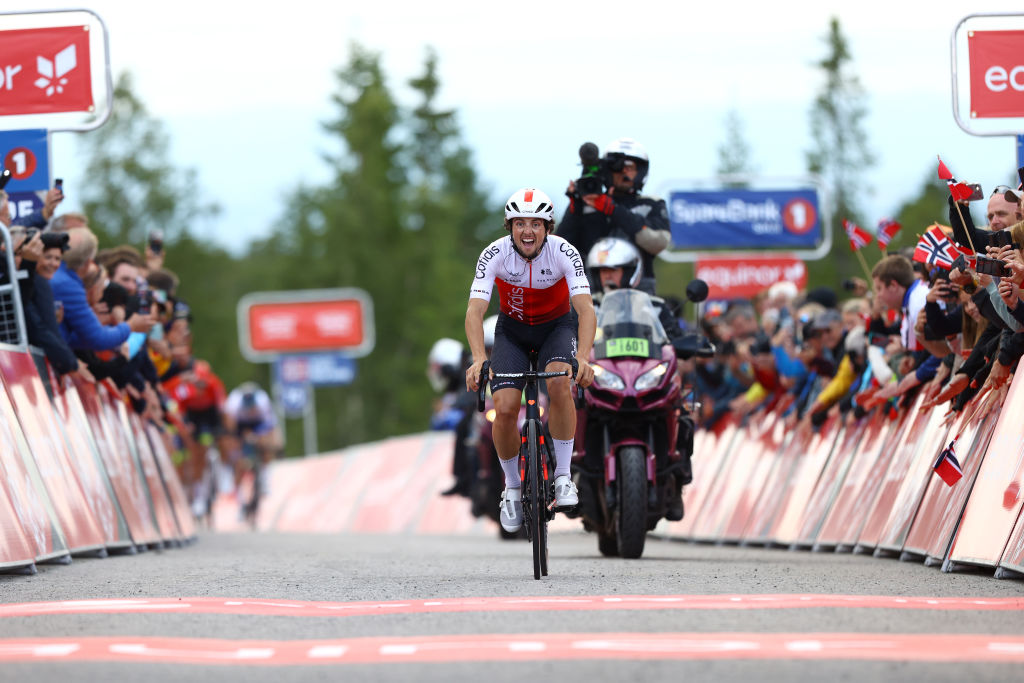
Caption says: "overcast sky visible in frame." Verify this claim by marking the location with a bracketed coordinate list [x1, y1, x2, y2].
[7, 1, 1024, 252]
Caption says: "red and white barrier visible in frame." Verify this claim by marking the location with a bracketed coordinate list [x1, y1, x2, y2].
[0, 346, 196, 575]
[663, 373, 1024, 581]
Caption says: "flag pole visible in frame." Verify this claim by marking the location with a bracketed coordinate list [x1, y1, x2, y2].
[854, 247, 873, 282]
[950, 199, 979, 256]
[937, 155, 979, 256]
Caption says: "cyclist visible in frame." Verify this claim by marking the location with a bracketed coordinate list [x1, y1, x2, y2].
[223, 382, 280, 520]
[465, 188, 597, 534]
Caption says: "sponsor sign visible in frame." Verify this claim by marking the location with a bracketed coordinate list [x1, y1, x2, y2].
[695, 255, 807, 300]
[0, 25, 94, 116]
[275, 353, 356, 387]
[668, 189, 821, 250]
[0, 128, 49, 222]
[968, 30, 1024, 119]
[238, 288, 374, 362]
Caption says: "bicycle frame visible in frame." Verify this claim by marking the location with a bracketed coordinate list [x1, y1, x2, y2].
[477, 355, 571, 580]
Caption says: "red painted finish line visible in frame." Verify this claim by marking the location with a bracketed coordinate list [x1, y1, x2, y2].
[0, 633, 1023, 665]
[2, 594, 1022, 619]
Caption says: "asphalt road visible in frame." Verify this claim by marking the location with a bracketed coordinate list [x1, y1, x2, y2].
[1, 529, 1022, 682]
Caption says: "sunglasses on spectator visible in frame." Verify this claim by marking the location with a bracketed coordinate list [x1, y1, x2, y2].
[992, 185, 1015, 196]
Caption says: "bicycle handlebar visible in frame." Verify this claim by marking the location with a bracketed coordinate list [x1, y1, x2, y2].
[475, 364, 576, 413]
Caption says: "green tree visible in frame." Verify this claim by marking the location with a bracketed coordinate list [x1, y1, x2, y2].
[76, 71, 220, 245]
[716, 108, 756, 187]
[261, 44, 494, 453]
[805, 17, 875, 286]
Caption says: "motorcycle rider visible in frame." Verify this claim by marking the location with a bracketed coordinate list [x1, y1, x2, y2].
[583, 237, 688, 521]
[557, 138, 672, 295]
[587, 237, 684, 343]
[466, 188, 596, 534]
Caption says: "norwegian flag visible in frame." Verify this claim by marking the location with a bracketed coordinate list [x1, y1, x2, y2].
[876, 219, 902, 250]
[843, 219, 872, 252]
[933, 438, 963, 486]
[937, 156, 974, 202]
[913, 225, 960, 270]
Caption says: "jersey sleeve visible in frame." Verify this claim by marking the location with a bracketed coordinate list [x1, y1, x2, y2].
[554, 237, 591, 297]
[469, 241, 501, 302]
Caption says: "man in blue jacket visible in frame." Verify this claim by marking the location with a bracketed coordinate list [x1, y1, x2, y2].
[50, 228, 153, 351]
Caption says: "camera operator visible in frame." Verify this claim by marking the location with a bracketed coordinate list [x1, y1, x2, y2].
[557, 138, 671, 295]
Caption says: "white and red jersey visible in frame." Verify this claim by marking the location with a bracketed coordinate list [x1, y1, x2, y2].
[470, 234, 591, 325]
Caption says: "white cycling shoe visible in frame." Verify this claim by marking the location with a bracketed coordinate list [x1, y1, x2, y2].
[553, 475, 578, 507]
[499, 487, 523, 533]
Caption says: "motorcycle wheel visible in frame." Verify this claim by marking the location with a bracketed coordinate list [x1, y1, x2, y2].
[616, 446, 648, 559]
[597, 530, 619, 557]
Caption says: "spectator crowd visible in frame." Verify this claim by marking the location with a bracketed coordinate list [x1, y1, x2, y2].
[684, 178, 1024, 436]
[0, 184, 278, 520]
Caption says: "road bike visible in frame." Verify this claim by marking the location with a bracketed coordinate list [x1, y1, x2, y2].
[477, 353, 572, 580]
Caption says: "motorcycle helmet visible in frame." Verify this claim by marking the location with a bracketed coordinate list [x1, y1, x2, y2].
[586, 237, 643, 290]
[604, 137, 650, 191]
[482, 315, 498, 353]
[504, 188, 555, 229]
[427, 338, 464, 393]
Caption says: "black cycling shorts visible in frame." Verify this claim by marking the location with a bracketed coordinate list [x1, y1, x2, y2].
[490, 312, 577, 392]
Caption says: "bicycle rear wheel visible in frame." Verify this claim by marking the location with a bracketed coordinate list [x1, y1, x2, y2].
[527, 421, 546, 580]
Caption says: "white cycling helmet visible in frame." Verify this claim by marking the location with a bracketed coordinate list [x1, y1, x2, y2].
[586, 237, 643, 290]
[504, 188, 555, 226]
[427, 338, 464, 393]
[605, 137, 650, 191]
[482, 315, 498, 351]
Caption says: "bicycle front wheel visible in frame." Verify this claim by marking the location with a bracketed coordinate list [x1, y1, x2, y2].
[527, 420, 547, 580]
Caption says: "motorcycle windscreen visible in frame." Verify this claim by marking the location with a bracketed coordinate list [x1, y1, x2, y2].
[594, 290, 668, 360]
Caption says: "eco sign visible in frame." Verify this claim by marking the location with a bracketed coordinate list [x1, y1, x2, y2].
[968, 29, 1024, 119]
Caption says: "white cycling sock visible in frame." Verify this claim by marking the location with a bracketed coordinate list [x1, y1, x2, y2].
[499, 456, 521, 489]
[552, 438, 574, 478]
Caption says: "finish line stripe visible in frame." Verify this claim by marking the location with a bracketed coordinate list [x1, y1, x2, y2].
[0, 633, 1023, 665]
[2, 594, 1023, 619]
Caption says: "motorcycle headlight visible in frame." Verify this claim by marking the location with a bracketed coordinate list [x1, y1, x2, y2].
[592, 365, 625, 391]
[634, 362, 669, 392]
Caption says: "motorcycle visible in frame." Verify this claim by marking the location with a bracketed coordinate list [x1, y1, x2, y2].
[573, 283, 712, 558]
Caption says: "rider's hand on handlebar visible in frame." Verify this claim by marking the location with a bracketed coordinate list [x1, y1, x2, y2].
[574, 356, 595, 389]
[466, 359, 488, 392]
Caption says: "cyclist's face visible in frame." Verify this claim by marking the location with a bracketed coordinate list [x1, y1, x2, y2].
[511, 217, 547, 258]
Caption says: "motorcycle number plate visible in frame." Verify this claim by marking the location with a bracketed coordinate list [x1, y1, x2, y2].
[605, 337, 649, 358]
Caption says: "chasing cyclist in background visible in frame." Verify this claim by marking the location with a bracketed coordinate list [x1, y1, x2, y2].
[465, 188, 596, 534]
[223, 381, 281, 513]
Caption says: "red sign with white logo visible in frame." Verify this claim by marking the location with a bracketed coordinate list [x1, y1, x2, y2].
[241, 290, 376, 362]
[968, 30, 1024, 119]
[695, 255, 807, 300]
[0, 25, 94, 116]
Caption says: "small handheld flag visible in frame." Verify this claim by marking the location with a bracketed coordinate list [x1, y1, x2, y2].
[876, 219, 902, 250]
[843, 219, 872, 252]
[913, 225, 962, 270]
[933, 438, 963, 487]
[937, 156, 974, 202]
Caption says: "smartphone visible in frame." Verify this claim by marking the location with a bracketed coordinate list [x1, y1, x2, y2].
[0, 168, 10, 190]
[975, 256, 1010, 278]
[934, 269, 950, 282]
[54, 178, 63, 195]
[987, 230, 1017, 249]
[967, 183, 984, 201]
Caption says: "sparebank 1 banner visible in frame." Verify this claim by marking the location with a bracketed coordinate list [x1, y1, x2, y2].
[668, 188, 822, 250]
